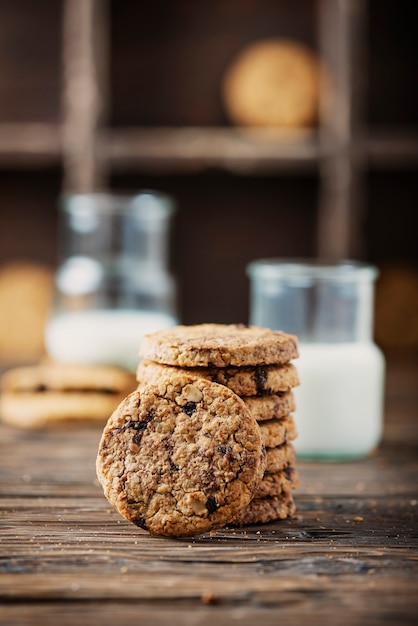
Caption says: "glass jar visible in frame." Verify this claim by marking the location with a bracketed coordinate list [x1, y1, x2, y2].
[247, 259, 385, 460]
[45, 191, 178, 371]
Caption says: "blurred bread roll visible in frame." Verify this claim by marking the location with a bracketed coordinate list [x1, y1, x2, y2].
[222, 38, 322, 129]
[0, 262, 53, 362]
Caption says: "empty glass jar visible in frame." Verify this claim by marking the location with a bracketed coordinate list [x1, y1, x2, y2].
[45, 191, 178, 371]
[247, 259, 385, 460]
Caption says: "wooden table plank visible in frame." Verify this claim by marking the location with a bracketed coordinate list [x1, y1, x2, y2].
[1, 357, 418, 625]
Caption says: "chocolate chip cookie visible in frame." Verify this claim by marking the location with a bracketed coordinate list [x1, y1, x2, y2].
[137, 359, 299, 397]
[232, 493, 296, 526]
[254, 466, 299, 499]
[96, 374, 266, 537]
[0, 363, 136, 429]
[266, 443, 296, 474]
[139, 324, 298, 368]
[243, 393, 296, 421]
[222, 38, 322, 129]
[258, 415, 298, 448]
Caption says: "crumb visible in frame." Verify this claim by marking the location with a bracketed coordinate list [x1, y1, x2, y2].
[353, 516, 364, 522]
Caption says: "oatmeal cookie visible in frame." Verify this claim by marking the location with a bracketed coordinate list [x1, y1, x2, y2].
[0, 363, 136, 429]
[96, 374, 266, 537]
[222, 38, 321, 129]
[258, 415, 298, 448]
[243, 393, 296, 421]
[266, 443, 296, 474]
[254, 466, 299, 499]
[1, 363, 135, 394]
[137, 359, 299, 397]
[139, 324, 298, 368]
[232, 493, 296, 525]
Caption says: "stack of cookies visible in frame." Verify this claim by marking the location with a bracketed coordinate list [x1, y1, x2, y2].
[135, 323, 300, 528]
[0, 363, 136, 429]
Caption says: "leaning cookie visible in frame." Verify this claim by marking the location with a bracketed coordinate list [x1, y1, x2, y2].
[137, 359, 299, 397]
[139, 324, 298, 368]
[96, 374, 266, 537]
[0, 363, 136, 429]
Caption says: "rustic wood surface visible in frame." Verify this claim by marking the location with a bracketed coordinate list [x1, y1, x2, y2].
[0, 355, 417, 625]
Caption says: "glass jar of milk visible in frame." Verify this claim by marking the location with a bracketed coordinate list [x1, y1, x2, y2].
[247, 259, 385, 460]
[45, 192, 178, 371]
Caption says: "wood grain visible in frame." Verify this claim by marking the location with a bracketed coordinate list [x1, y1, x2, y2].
[1, 358, 418, 625]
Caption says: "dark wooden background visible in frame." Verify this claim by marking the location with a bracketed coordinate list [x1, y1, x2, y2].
[0, 0, 417, 327]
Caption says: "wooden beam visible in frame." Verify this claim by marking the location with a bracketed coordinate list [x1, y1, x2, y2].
[317, 0, 367, 260]
[105, 127, 320, 175]
[61, 0, 109, 192]
[0, 123, 61, 166]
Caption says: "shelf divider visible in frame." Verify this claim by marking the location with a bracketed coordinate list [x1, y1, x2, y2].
[61, 0, 109, 192]
[317, 0, 367, 260]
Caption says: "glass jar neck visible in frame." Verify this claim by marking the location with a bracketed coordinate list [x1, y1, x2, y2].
[247, 259, 378, 343]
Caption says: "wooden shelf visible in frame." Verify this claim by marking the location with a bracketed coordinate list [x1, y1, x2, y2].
[0, 123, 61, 167]
[2, 122, 418, 175]
[0, 0, 417, 260]
[105, 127, 321, 174]
[366, 130, 418, 167]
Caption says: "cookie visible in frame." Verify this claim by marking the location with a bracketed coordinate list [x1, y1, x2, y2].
[231, 493, 296, 526]
[222, 38, 321, 129]
[139, 324, 298, 368]
[96, 374, 266, 537]
[137, 359, 299, 397]
[254, 466, 299, 499]
[266, 443, 296, 474]
[1, 362, 135, 394]
[0, 262, 53, 362]
[259, 415, 298, 448]
[243, 393, 296, 421]
[0, 363, 136, 429]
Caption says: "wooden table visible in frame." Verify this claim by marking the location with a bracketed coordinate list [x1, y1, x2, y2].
[1, 356, 417, 625]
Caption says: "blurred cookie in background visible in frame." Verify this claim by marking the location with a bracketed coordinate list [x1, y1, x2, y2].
[0, 362, 136, 429]
[0, 261, 54, 363]
[222, 38, 323, 131]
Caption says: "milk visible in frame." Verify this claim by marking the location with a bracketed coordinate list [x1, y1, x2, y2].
[293, 342, 385, 459]
[45, 309, 177, 371]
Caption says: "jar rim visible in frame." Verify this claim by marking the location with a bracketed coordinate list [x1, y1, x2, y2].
[61, 190, 175, 221]
[246, 258, 379, 282]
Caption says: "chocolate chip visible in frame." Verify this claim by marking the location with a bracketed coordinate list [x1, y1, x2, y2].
[134, 515, 147, 530]
[183, 401, 197, 416]
[284, 466, 294, 482]
[35, 384, 47, 392]
[254, 367, 267, 394]
[169, 458, 179, 471]
[205, 496, 218, 514]
[217, 445, 235, 461]
[99, 388, 117, 395]
[126, 419, 149, 444]
[127, 420, 148, 431]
